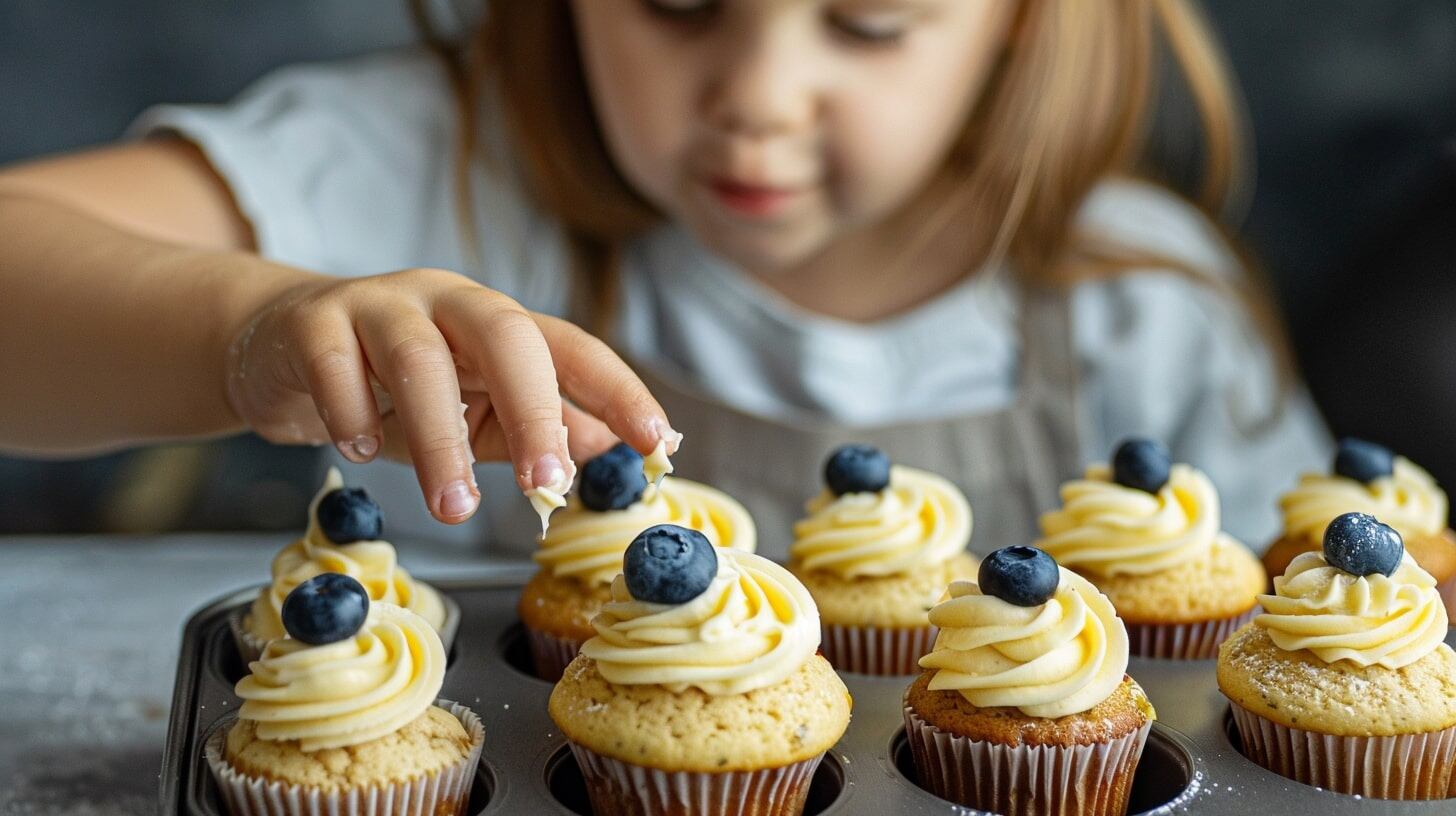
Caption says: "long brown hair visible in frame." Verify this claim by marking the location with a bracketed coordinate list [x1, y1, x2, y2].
[412, 0, 1292, 398]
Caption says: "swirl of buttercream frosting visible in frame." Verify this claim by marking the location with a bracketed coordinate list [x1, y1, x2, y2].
[1280, 457, 1447, 544]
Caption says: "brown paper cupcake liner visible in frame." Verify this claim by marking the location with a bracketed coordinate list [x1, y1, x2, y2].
[1229, 703, 1456, 799]
[819, 623, 937, 676]
[525, 626, 585, 682]
[1125, 609, 1254, 660]
[1437, 572, 1456, 622]
[204, 699, 484, 816]
[230, 594, 461, 666]
[903, 703, 1150, 816]
[569, 743, 822, 816]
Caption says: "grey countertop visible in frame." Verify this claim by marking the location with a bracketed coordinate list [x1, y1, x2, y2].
[0, 534, 511, 815]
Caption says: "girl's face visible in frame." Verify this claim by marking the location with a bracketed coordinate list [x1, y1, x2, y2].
[572, 0, 1015, 274]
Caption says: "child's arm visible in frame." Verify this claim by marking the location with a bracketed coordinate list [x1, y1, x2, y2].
[0, 139, 675, 523]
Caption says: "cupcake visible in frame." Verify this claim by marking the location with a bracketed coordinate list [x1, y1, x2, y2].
[233, 467, 455, 662]
[206, 573, 484, 816]
[906, 545, 1155, 816]
[1219, 512, 1456, 799]
[1033, 438, 1265, 659]
[518, 443, 756, 680]
[549, 525, 851, 816]
[788, 444, 977, 675]
[1265, 437, 1456, 616]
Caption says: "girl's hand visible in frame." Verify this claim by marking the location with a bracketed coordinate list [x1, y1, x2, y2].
[225, 267, 677, 523]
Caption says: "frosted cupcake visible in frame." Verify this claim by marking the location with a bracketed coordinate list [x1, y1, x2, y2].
[1219, 512, 1456, 799]
[788, 444, 976, 674]
[549, 525, 851, 816]
[906, 546, 1155, 816]
[1266, 437, 1456, 616]
[518, 443, 755, 680]
[206, 573, 484, 816]
[1034, 438, 1265, 659]
[233, 467, 454, 662]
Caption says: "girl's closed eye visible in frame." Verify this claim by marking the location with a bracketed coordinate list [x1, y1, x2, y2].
[640, 0, 718, 22]
[826, 1, 937, 47]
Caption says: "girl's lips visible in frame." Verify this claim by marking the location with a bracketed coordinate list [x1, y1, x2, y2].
[707, 178, 805, 218]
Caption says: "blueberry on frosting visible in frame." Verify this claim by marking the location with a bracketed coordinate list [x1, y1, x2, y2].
[623, 524, 718, 604]
[1333, 437, 1395, 484]
[978, 545, 1060, 607]
[281, 572, 371, 644]
[1323, 511, 1403, 577]
[1111, 437, 1171, 494]
[579, 442, 649, 512]
[824, 444, 891, 496]
[316, 486, 383, 544]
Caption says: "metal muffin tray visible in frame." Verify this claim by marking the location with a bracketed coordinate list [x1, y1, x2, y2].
[160, 569, 1456, 814]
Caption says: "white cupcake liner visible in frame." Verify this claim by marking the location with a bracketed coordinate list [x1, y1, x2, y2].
[1229, 703, 1456, 799]
[569, 743, 823, 816]
[903, 703, 1150, 816]
[525, 626, 585, 682]
[229, 595, 461, 667]
[204, 699, 484, 816]
[819, 623, 937, 676]
[1125, 609, 1254, 660]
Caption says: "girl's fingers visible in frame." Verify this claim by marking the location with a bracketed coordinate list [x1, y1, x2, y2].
[458, 394, 615, 464]
[562, 401, 618, 461]
[532, 314, 679, 457]
[355, 308, 480, 523]
[436, 293, 573, 494]
[287, 308, 382, 463]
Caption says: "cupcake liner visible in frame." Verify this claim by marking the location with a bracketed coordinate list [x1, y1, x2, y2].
[569, 743, 822, 816]
[819, 623, 937, 676]
[1125, 609, 1254, 660]
[1229, 703, 1456, 799]
[903, 703, 1150, 816]
[1437, 572, 1456, 622]
[205, 699, 484, 816]
[230, 594, 461, 667]
[525, 626, 585, 682]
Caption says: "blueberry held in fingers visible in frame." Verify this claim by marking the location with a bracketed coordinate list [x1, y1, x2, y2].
[1323, 512, 1403, 577]
[579, 442, 649, 512]
[281, 573, 371, 644]
[623, 524, 717, 604]
[1112, 438, 1171, 494]
[824, 444, 891, 496]
[979, 545, 1060, 607]
[1333, 437, 1395, 484]
[316, 487, 383, 543]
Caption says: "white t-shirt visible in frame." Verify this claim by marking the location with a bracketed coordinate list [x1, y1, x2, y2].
[134, 49, 1329, 556]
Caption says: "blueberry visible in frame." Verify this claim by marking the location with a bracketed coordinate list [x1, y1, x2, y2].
[281, 573, 370, 645]
[579, 443, 649, 512]
[978, 546, 1061, 607]
[316, 487, 383, 544]
[1323, 512, 1403, 577]
[1333, 438, 1395, 484]
[824, 444, 892, 496]
[1111, 438, 1172, 494]
[623, 524, 718, 604]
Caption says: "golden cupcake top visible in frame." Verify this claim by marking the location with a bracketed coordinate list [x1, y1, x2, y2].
[1258, 512, 1449, 669]
[1035, 439, 1228, 577]
[791, 445, 972, 578]
[236, 574, 446, 751]
[919, 546, 1130, 719]
[1280, 438, 1447, 544]
[579, 525, 821, 696]
[249, 468, 445, 642]
[534, 444, 756, 586]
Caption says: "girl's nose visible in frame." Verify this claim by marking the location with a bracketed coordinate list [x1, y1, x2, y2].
[702, 26, 819, 140]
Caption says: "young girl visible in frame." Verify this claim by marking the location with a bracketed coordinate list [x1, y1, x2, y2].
[0, 0, 1326, 555]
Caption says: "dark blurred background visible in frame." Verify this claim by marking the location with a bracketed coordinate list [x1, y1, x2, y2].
[2, 1, 1454, 533]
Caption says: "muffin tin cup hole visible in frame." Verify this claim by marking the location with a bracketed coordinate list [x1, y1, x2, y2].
[543, 743, 847, 815]
[889, 722, 1197, 815]
[498, 621, 554, 683]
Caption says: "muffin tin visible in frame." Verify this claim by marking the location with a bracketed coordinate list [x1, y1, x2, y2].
[160, 568, 1456, 814]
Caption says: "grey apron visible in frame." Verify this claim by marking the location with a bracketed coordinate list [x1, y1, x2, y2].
[628, 286, 1087, 560]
